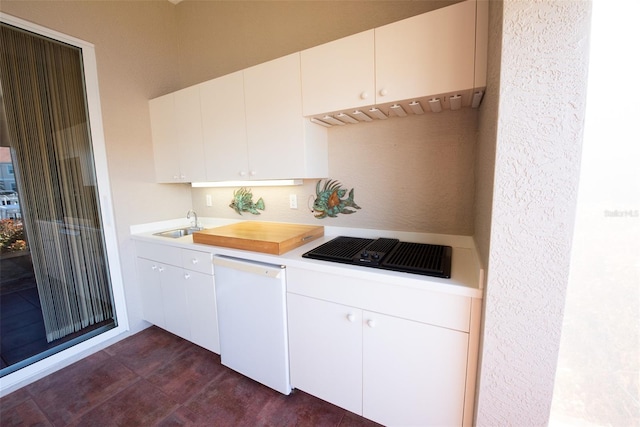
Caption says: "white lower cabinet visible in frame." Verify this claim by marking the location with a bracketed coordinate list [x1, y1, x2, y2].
[287, 294, 363, 414]
[135, 240, 477, 424]
[158, 263, 191, 340]
[362, 310, 468, 427]
[287, 267, 474, 426]
[136, 257, 167, 329]
[135, 241, 219, 353]
[184, 269, 220, 353]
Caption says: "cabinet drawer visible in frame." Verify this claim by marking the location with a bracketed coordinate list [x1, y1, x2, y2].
[181, 249, 213, 275]
[135, 241, 182, 266]
[287, 267, 471, 332]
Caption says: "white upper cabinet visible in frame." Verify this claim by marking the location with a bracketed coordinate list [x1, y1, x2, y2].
[174, 86, 207, 182]
[155, 54, 328, 183]
[244, 53, 327, 180]
[374, 0, 476, 106]
[200, 71, 249, 181]
[149, 85, 206, 183]
[148, 1, 486, 183]
[301, 30, 375, 118]
[300, 0, 486, 120]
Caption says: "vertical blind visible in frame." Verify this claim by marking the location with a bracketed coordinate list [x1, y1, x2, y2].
[0, 23, 115, 342]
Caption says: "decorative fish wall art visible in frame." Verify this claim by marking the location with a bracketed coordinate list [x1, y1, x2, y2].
[311, 179, 361, 219]
[230, 187, 265, 215]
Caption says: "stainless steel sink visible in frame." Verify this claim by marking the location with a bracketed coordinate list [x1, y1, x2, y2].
[153, 227, 202, 238]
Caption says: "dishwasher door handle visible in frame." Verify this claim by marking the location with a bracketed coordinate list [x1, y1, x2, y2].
[213, 255, 284, 279]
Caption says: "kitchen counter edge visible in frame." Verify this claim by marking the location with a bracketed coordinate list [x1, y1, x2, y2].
[130, 219, 484, 299]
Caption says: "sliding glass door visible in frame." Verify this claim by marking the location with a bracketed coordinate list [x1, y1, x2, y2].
[0, 22, 117, 375]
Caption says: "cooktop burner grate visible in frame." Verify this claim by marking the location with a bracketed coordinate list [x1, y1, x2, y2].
[381, 242, 451, 277]
[302, 236, 452, 279]
[302, 236, 374, 262]
[365, 238, 399, 254]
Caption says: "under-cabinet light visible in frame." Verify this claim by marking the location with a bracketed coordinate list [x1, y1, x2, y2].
[471, 91, 484, 108]
[368, 107, 388, 120]
[335, 113, 359, 124]
[408, 101, 424, 115]
[351, 110, 373, 122]
[449, 95, 462, 110]
[389, 104, 407, 117]
[321, 115, 346, 126]
[311, 118, 332, 127]
[428, 98, 443, 113]
[192, 180, 303, 188]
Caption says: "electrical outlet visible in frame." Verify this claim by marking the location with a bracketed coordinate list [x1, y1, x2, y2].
[289, 194, 297, 209]
[206, 194, 212, 207]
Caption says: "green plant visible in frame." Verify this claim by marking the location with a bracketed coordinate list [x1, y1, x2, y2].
[0, 219, 27, 253]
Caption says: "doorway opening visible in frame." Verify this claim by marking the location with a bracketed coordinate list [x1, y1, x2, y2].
[549, 1, 640, 424]
[0, 22, 117, 377]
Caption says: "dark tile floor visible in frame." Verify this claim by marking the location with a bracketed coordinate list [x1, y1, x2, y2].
[0, 326, 381, 427]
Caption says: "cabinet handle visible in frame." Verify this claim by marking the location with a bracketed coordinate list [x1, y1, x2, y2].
[346, 313, 356, 323]
[158, 266, 165, 272]
[151, 265, 157, 271]
[379, 88, 388, 97]
[367, 319, 376, 328]
[250, 170, 257, 177]
[184, 273, 191, 279]
[239, 171, 247, 177]
[360, 91, 369, 100]
[191, 258, 199, 265]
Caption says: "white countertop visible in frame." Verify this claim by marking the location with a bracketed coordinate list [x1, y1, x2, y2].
[130, 218, 484, 299]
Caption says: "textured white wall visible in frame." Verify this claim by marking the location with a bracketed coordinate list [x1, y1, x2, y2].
[475, 1, 591, 425]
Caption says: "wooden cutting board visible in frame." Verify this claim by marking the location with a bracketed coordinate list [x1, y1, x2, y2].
[192, 221, 324, 255]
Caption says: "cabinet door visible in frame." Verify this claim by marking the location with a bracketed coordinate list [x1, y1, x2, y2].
[375, 0, 476, 104]
[184, 271, 219, 353]
[149, 94, 181, 183]
[301, 30, 375, 117]
[137, 258, 165, 328]
[244, 53, 306, 179]
[160, 264, 191, 340]
[362, 311, 469, 426]
[200, 71, 249, 181]
[287, 293, 363, 415]
[174, 85, 206, 182]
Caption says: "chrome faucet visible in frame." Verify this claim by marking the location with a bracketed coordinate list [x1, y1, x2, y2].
[187, 209, 201, 230]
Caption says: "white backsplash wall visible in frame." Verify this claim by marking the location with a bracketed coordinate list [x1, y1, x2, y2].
[191, 109, 477, 235]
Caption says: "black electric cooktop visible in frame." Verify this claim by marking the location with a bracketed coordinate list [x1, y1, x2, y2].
[302, 236, 452, 279]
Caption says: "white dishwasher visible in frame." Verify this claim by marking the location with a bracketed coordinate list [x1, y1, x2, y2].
[213, 255, 291, 395]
